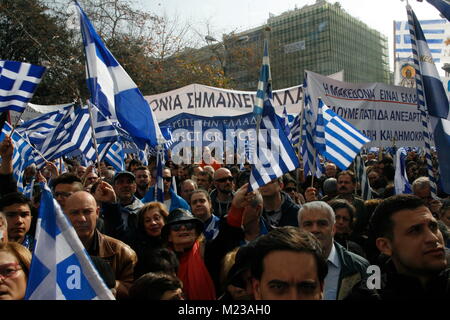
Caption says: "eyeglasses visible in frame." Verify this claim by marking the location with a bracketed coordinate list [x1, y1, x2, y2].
[163, 177, 172, 182]
[0, 262, 22, 280]
[215, 176, 233, 183]
[170, 222, 196, 232]
[54, 191, 73, 198]
[285, 187, 297, 193]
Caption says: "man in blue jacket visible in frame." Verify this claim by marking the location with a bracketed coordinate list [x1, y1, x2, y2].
[142, 167, 190, 212]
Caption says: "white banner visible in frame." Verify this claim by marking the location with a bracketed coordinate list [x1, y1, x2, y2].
[306, 70, 424, 148]
[145, 83, 304, 121]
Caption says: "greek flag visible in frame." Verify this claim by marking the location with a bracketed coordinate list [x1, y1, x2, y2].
[355, 155, 372, 200]
[407, 4, 450, 193]
[75, 1, 165, 148]
[25, 183, 115, 300]
[0, 60, 46, 113]
[23, 177, 35, 200]
[426, 0, 450, 21]
[253, 39, 271, 116]
[301, 99, 324, 178]
[281, 106, 291, 137]
[105, 141, 125, 172]
[155, 148, 165, 202]
[0, 123, 39, 192]
[322, 103, 370, 169]
[15, 105, 72, 146]
[288, 113, 301, 148]
[248, 106, 300, 191]
[27, 104, 118, 168]
[394, 147, 412, 195]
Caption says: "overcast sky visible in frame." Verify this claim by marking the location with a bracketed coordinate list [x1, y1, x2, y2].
[145, 0, 444, 72]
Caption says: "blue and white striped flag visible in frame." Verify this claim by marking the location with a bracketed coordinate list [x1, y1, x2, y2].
[23, 176, 35, 200]
[407, 4, 450, 193]
[253, 39, 271, 117]
[105, 141, 125, 172]
[281, 106, 291, 137]
[394, 147, 413, 195]
[16, 105, 72, 146]
[248, 105, 300, 191]
[301, 99, 324, 178]
[155, 148, 165, 202]
[29, 104, 118, 168]
[0, 60, 46, 113]
[0, 123, 39, 192]
[288, 113, 301, 148]
[25, 183, 115, 300]
[75, 1, 165, 148]
[321, 102, 371, 170]
[355, 155, 372, 200]
[426, 0, 450, 22]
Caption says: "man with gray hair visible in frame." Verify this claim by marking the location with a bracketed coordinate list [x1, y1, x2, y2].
[298, 201, 369, 300]
[412, 176, 442, 217]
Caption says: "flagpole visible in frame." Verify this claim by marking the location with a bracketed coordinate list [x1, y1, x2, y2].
[84, 98, 102, 179]
[297, 83, 306, 184]
[7, 111, 25, 137]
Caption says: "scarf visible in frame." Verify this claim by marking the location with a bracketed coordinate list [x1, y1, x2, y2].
[177, 240, 216, 300]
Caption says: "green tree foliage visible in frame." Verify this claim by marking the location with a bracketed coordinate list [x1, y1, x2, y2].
[0, 0, 241, 105]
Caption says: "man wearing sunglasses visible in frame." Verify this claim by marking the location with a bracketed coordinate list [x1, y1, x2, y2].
[210, 168, 235, 218]
[142, 167, 190, 212]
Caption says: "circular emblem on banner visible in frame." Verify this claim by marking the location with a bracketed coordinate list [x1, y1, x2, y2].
[400, 64, 415, 79]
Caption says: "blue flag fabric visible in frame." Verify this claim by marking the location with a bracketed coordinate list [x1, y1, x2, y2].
[0, 123, 39, 192]
[407, 4, 450, 193]
[105, 141, 125, 172]
[16, 105, 73, 146]
[75, 1, 165, 148]
[25, 183, 115, 300]
[321, 101, 370, 170]
[427, 0, 450, 22]
[303, 74, 370, 173]
[301, 99, 323, 178]
[288, 113, 301, 148]
[0, 60, 46, 113]
[253, 39, 272, 116]
[20, 104, 118, 168]
[394, 147, 413, 195]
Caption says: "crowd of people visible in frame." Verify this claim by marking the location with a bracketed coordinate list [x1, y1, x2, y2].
[0, 134, 449, 300]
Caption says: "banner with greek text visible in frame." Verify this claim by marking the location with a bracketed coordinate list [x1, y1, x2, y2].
[145, 83, 304, 121]
[306, 70, 423, 148]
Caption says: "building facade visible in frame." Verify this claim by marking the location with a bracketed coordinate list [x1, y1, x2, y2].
[224, 0, 390, 90]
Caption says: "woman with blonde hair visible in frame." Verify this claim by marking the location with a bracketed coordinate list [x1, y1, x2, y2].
[0, 242, 32, 300]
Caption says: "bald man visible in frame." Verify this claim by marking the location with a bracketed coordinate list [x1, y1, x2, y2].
[64, 191, 137, 299]
[210, 168, 235, 217]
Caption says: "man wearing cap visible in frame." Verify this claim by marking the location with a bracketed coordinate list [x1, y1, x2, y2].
[94, 171, 143, 244]
[142, 167, 190, 212]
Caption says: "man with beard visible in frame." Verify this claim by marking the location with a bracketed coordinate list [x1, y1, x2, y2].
[133, 166, 151, 199]
[210, 168, 235, 218]
[298, 201, 369, 300]
[346, 195, 449, 300]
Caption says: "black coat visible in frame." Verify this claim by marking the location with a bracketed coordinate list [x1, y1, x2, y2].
[346, 260, 450, 300]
